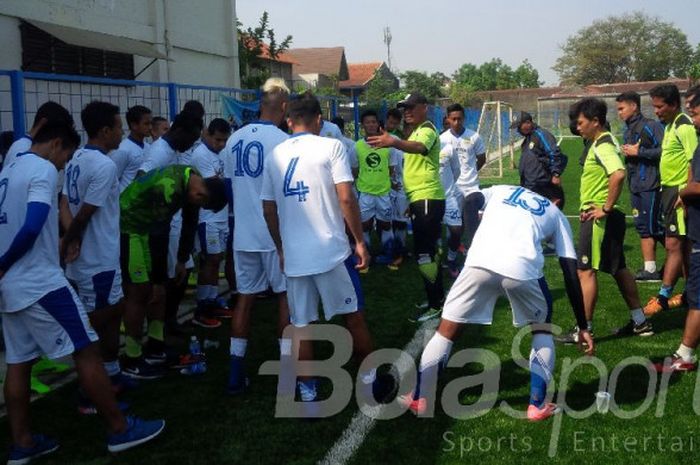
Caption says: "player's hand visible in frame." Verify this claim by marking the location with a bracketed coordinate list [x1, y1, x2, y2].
[675, 195, 684, 210]
[578, 329, 595, 356]
[366, 129, 394, 149]
[354, 241, 370, 270]
[581, 206, 606, 222]
[622, 142, 640, 157]
[551, 175, 561, 186]
[277, 249, 285, 273]
[174, 261, 187, 285]
[61, 239, 81, 264]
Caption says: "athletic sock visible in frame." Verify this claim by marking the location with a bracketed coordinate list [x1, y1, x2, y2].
[297, 379, 318, 402]
[677, 343, 696, 362]
[447, 249, 458, 262]
[196, 285, 209, 302]
[644, 261, 657, 274]
[630, 308, 646, 325]
[104, 360, 121, 377]
[660, 284, 674, 298]
[381, 229, 394, 249]
[208, 285, 219, 301]
[395, 229, 407, 247]
[415, 332, 453, 400]
[125, 336, 142, 359]
[529, 333, 555, 408]
[360, 368, 377, 385]
[279, 338, 292, 356]
[147, 320, 164, 342]
[363, 231, 371, 246]
[230, 337, 248, 357]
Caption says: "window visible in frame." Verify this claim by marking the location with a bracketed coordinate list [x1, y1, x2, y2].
[20, 21, 134, 79]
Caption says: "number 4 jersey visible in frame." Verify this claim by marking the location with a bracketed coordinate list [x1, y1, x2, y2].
[465, 185, 577, 280]
[261, 133, 354, 277]
[224, 121, 288, 252]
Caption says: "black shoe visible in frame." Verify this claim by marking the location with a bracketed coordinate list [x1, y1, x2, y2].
[635, 270, 662, 282]
[612, 319, 654, 337]
[121, 357, 166, 380]
[554, 325, 594, 344]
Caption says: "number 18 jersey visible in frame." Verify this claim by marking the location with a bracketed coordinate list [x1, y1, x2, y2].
[224, 122, 288, 252]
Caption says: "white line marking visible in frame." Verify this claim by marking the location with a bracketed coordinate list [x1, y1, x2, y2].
[319, 319, 439, 465]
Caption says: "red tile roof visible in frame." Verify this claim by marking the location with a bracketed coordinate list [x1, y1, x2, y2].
[285, 47, 347, 77]
[339, 62, 383, 88]
[241, 36, 296, 64]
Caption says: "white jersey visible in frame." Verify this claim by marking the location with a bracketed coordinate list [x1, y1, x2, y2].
[440, 128, 485, 196]
[465, 185, 577, 281]
[261, 133, 353, 276]
[111, 136, 150, 192]
[139, 137, 177, 173]
[63, 146, 121, 280]
[0, 153, 66, 312]
[190, 142, 227, 224]
[319, 120, 344, 141]
[439, 141, 460, 199]
[3, 135, 32, 169]
[225, 122, 288, 252]
[390, 135, 405, 193]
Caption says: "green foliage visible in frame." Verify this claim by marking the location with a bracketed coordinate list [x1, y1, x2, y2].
[237, 11, 293, 89]
[452, 58, 542, 91]
[553, 12, 694, 85]
[399, 70, 447, 100]
[364, 75, 403, 106]
[447, 81, 478, 107]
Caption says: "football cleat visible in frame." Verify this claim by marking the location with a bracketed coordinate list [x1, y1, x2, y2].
[398, 394, 427, 415]
[611, 319, 654, 337]
[652, 354, 698, 373]
[527, 403, 561, 421]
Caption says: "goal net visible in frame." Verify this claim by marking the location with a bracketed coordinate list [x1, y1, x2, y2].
[476, 101, 516, 178]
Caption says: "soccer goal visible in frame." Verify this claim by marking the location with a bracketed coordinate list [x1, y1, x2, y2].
[476, 101, 516, 178]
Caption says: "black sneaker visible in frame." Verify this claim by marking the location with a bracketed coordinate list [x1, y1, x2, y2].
[554, 325, 594, 344]
[635, 270, 662, 282]
[122, 357, 166, 380]
[612, 319, 654, 337]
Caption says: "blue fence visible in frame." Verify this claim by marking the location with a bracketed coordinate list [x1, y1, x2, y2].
[0, 70, 344, 141]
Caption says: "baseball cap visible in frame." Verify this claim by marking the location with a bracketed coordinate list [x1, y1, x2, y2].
[397, 92, 429, 108]
[510, 111, 533, 129]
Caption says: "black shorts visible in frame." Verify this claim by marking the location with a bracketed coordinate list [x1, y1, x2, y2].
[409, 198, 445, 257]
[530, 184, 565, 210]
[661, 186, 686, 237]
[577, 209, 627, 275]
[687, 242, 700, 309]
[148, 232, 169, 284]
[630, 190, 663, 238]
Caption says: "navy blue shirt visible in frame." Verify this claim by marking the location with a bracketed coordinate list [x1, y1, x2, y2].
[688, 144, 700, 244]
[518, 125, 567, 189]
[623, 113, 663, 193]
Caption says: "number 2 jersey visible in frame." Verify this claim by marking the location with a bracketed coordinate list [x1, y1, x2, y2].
[465, 185, 577, 280]
[0, 153, 67, 311]
[224, 121, 288, 252]
[260, 133, 353, 277]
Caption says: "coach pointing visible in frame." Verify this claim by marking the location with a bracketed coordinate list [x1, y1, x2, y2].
[368, 92, 446, 322]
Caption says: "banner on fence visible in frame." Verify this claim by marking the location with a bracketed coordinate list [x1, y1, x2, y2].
[221, 94, 260, 127]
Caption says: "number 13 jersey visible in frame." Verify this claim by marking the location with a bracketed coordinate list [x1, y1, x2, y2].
[261, 133, 354, 277]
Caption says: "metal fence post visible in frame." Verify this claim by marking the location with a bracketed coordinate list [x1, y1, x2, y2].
[353, 91, 360, 140]
[168, 82, 179, 121]
[9, 70, 26, 139]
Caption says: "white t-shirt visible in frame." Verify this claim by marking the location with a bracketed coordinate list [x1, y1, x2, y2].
[224, 122, 288, 252]
[111, 136, 150, 192]
[190, 142, 227, 224]
[0, 153, 67, 312]
[438, 142, 460, 200]
[389, 135, 405, 194]
[440, 128, 486, 196]
[319, 120, 344, 141]
[465, 185, 577, 281]
[2, 135, 32, 170]
[260, 133, 353, 276]
[139, 137, 178, 173]
[62, 146, 121, 280]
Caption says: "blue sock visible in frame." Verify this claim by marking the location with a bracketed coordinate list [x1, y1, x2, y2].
[660, 284, 674, 298]
[530, 372, 548, 407]
[228, 355, 245, 387]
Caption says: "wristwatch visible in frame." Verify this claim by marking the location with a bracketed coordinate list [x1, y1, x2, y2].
[602, 205, 612, 214]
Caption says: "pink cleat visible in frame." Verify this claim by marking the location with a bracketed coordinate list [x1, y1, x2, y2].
[527, 403, 561, 421]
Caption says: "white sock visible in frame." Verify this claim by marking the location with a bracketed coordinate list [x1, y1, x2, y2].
[360, 368, 377, 385]
[395, 229, 407, 245]
[630, 308, 646, 325]
[419, 332, 454, 373]
[279, 338, 292, 356]
[644, 261, 657, 273]
[230, 337, 248, 357]
[104, 360, 121, 377]
[447, 249, 458, 261]
[196, 285, 209, 302]
[677, 343, 696, 362]
[363, 231, 371, 246]
[381, 229, 394, 247]
[208, 285, 219, 300]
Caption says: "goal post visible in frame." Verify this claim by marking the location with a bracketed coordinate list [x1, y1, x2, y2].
[476, 101, 516, 178]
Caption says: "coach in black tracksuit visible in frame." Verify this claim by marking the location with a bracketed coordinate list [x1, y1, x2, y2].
[512, 111, 568, 208]
[616, 91, 664, 282]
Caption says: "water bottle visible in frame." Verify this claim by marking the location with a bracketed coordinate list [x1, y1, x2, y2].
[181, 336, 206, 375]
[189, 335, 201, 356]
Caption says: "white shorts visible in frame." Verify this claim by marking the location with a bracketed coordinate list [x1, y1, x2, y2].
[198, 221, 229, 255]
[69, 269, 123, 312]
[2, 285, 99, 364]
[443, 195, 462, 227]
[234, 249, 286, 294]
[442, 266, 552, 328]
[286, 256, 364, 327]
[358, 192, 393, 223]
[390, 190, 410, 223]
[167, 224, 195, 279]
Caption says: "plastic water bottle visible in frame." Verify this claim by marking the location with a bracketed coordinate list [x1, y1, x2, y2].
[189, 335, 201, 356]
[181, 336, 206, 375]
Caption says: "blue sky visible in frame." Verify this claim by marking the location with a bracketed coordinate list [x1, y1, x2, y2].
[236, 0, 700, 86]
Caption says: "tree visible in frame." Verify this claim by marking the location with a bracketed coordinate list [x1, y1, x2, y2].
[364, 75, 400, 105]
[452, 59, 541, 90]
[400, 71, 446, 100]
[553, 12, 693, 85]
[238, 11, 293, 89]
